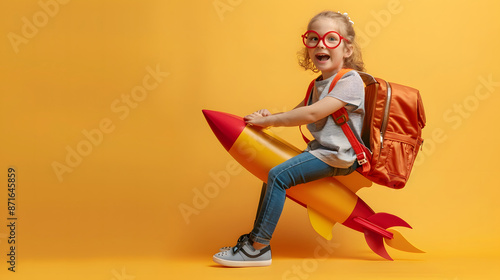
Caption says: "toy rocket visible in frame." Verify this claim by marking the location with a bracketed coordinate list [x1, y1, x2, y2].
[203, 110, 423, 260]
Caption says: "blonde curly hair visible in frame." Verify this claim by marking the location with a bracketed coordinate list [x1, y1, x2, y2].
[298, 11, 365, 72]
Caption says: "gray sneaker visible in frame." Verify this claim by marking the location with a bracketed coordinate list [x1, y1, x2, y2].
[219, 246, 232, 252]
[213, 235, 272, 267]
[219, 234, 249, 252]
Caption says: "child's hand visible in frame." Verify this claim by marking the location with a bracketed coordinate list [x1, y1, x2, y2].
[255, 109, 272, 117]
[244, 110, 272, 128]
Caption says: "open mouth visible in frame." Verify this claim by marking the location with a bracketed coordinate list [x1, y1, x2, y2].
[316, 54, 330, 61]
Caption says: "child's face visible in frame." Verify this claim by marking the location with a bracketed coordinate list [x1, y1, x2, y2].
[307, 18, 352, 79]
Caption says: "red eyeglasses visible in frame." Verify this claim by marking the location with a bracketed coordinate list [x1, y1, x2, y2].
[301, 30, 349, 49]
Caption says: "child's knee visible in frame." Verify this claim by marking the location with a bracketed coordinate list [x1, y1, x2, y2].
[268, 166, 294, 190]
[268, 165, 283, 182]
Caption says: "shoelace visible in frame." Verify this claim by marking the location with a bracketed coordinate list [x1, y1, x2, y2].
[232, 234, 250, 254]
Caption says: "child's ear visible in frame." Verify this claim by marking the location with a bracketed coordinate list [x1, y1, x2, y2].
[344, 44, 354, 58]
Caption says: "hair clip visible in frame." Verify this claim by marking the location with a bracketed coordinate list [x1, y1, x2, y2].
[338, 11, 354, 25]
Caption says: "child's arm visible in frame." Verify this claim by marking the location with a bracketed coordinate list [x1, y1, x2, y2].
[245, 100, 304, 122]
[245, 96, 347, 128]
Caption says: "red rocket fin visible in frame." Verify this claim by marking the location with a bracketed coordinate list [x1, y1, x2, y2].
[366, 212, 412, 229]
[364, 228, 393, 260]
[354, 213, 423, 260]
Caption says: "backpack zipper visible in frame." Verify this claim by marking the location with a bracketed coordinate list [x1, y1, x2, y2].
[380, 80, 392, 149]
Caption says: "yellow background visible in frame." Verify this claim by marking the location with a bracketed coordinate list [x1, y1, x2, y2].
[1, 0, 500, 279]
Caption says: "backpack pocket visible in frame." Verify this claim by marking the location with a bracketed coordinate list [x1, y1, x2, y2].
[372, 132, 422, 189]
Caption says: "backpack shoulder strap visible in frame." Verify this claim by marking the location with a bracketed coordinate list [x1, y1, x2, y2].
[303, 67, 351, 106]
[332, 108, 371, 172]
[329, 68, 352, 92]
[329, 69, 371, 172]
[303, 78, 316, 106]
[300, 68, 354, 144]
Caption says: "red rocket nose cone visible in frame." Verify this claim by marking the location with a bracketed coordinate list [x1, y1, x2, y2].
[202, 110, 246, 151]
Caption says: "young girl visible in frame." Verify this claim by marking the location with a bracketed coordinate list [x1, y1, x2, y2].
[213, 10, 366, 267]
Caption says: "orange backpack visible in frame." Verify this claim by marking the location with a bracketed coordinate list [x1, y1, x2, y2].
[303, 69, 426, 189]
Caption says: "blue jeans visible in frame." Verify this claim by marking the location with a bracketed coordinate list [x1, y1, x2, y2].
[249, 151, 357, 245]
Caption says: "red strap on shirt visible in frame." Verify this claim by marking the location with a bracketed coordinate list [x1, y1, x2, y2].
[332, 107, 371, 173]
